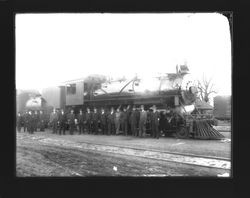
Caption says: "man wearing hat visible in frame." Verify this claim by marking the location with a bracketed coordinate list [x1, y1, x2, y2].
[85, 107, 92, 134]
[49, 108, 58, 134]
[67, 109, 75, 135]
[39, 110, 46, 132]
[58, 109, 67, 135]
[26, 110, 31, 133]
[25, 110, 31, 133]
[16, 112, 23, 132]
[30, 110, 36, 134]
[114, 107, 122, 134]
[23, 111, 29, 132]
[107, 107, 115, 135]
[92, 107, 99, 134]
[120, 106, 129, 136]
[100, 108, 107, 135]
[33, 110, 39, 132]
[130, 106, 139, 136]
[77, 109, 85, 134]
[139, 105, 147, 137]
[150, 105, 160, 139]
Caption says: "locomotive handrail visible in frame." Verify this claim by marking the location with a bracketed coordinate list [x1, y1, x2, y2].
[118, 78, 136, 95]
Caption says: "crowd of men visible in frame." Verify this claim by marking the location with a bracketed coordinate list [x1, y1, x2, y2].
[16, 110, 47, 134]
[17, 105, 177, 139]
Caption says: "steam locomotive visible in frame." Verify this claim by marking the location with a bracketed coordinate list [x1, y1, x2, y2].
[24, 64, 223, 139]
[82, 65, 223, 139]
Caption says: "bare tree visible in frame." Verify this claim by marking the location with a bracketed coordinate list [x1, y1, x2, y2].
[196, 75, 217, 103]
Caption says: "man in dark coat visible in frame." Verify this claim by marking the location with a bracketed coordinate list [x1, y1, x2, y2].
[92, 107, 99, 134]
[150, 105, 160, 139]
[114, 107, 121, 134]
[23, 111, 29, 132]
[29, 111, 37, 134]
[16, 112, 23, 132]
[129, 106, 139, 136]
[159, 111, 166, 134]
[85, 108, 92, 134]
[165, 111, 172, 132]
[120, 106, 129, 136]
[67, 109, 75, 135]
[107, 107, 115, 135]
[39, 110, 46, 131]
[34, 110, 39, 132]
[100, 108, 107, 135]
[26, 110, 32, 133]
[77, 109, 85, 134]
[139, 105, 147, 137]
[58, 109, 67, 135]
[49, 108, 58, 134]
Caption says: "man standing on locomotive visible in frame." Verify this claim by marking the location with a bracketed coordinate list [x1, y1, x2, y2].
[139, 105, 147, 138]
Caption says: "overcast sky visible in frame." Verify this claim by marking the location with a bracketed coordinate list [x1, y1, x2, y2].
[16, 13, 231, 96]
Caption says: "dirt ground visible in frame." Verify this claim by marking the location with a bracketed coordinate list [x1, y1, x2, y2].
[19, 129, 231, 158]
[16, 132, 231, 177]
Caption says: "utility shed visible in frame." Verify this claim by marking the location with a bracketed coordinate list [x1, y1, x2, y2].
[195, 99, 213, 110]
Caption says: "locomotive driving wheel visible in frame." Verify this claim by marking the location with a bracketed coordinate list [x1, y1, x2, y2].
[176, 126, 189, 139]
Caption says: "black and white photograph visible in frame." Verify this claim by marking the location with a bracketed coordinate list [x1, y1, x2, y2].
[15, 13, 232, 177]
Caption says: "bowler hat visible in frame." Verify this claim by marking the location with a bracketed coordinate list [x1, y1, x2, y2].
[151, 105, 157, 109]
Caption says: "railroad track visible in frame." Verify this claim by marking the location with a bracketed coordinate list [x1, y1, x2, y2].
[17, 133, 231, 171]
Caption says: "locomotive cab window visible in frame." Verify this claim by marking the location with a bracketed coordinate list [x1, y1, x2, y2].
[66, 84, 76, 95]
